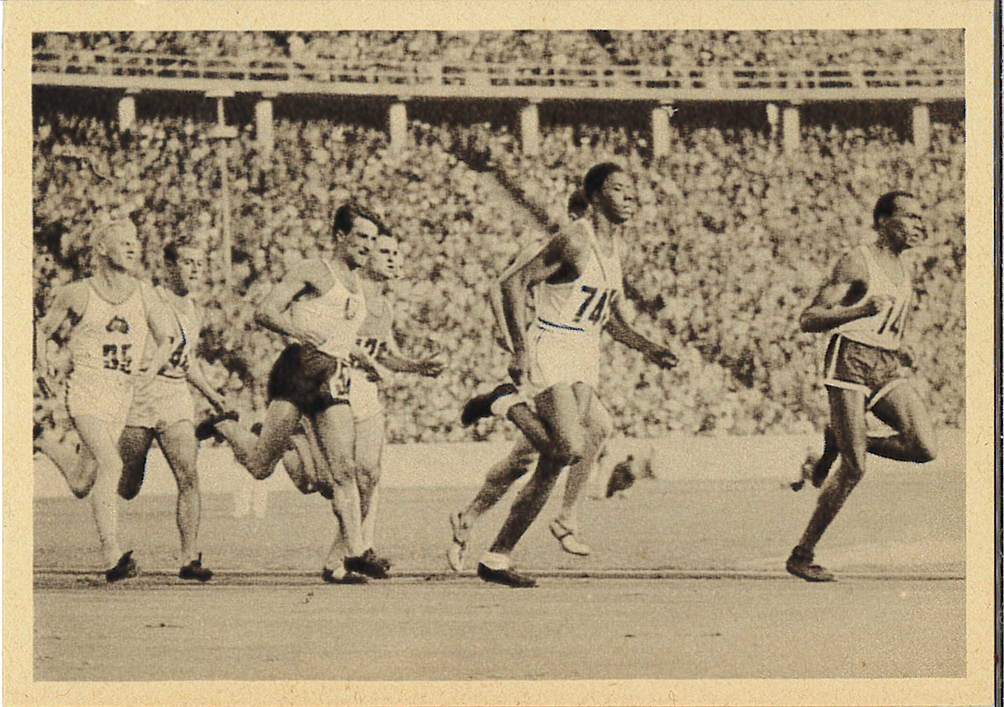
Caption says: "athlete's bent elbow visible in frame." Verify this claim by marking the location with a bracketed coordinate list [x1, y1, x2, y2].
[798, 311, 820, 333]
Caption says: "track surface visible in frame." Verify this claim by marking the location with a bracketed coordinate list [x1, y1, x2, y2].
[34, 462, 966, 681]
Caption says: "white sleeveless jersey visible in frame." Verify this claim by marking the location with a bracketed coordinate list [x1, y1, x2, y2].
[290, 260, 366, 359]
[535, 219, 622, 336]
[156, 288, 200, 381]
[356, 290, 394, 360]
[68, 279, 150, 379]
[836, 245, 912, 351]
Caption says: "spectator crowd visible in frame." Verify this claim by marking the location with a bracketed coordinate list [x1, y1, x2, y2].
[32, 98, 966, 449]
[34, 30, 963, 69]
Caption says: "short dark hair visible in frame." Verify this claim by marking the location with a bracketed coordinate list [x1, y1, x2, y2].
[333, 202, 390, 239]
[582, 163, 624, 202]
[163, 239, 197, 265]
[567, 190, 589, 219]
[873, 191, 915, 227]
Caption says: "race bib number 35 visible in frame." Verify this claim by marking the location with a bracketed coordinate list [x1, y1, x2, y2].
[102, 343, 134, 375]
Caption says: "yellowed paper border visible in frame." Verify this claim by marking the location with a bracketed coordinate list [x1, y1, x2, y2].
[4, 2, 996, 705]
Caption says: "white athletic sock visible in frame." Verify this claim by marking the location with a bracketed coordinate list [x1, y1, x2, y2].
[480, 551, 511, 571]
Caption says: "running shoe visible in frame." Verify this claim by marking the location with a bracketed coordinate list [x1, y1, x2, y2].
[447, 511, 470, 572]
[549, 518, 592, 556]
[785, 547, 835, 582]
[105, 550, 139, 583]
[476, 562, 537, 588]
[461, 383, 518, 426]
[322, 567, 368, 585]
[363, 548, 392, 573]
[179, 553, 213, 582]
[344, 553, 389, 580]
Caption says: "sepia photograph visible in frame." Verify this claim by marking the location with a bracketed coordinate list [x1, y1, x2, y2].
[5, 2, 997, 705]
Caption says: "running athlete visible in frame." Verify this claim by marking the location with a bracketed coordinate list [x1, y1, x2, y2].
[117, 240, 226, 581]
[281, 233, 444, 566]
[473, 163, 678, 588]
[206, 203, 387, 584]
[786, 191, 937, 582]
[34, 219, 178, 582]
[448, 193, 608, 572]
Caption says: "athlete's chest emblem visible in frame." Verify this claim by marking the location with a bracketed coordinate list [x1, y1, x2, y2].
[105, 316, 131, 334]
[346, 297, 361, 321]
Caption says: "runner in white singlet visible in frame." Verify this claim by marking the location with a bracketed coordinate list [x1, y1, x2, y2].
[34, 219, 178, 582]
[787, 192, 938, 583]
[465, 164, 680, 588]
[281, 234, 444, 571]
[448, 194, 613, 572]
[210, 203, 389, 584]
[117, 241, 228, 581]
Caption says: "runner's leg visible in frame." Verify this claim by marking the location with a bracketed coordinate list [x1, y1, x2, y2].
[117, 426, 155, 500]
[217, 400, 300, 480]
[487, 383, 587, 557]
[354, 413, 385, 552]
[792, 387, 868, 567]
[74, 414, 129, 570]
[313, 404, 367, 570]
[36, 433, 99, 499]
[157, 421, 202, 564]
[867, 384, 938, 463]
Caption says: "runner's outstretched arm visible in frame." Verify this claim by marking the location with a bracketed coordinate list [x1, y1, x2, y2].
[604, 292, 678, 370]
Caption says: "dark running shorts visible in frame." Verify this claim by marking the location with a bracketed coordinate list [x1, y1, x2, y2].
[267, 343, 352, 416]
[822, 334, 910, 410]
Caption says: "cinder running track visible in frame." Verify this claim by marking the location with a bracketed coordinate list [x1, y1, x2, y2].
[34, 455, 965, 681]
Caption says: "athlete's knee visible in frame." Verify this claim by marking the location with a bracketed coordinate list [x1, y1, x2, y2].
[356, 463, 380, 497]
[174, 466, 199, 495]
[838, 456, 866, 484]
[71, 477, 96, 500]
[324, 454, 356, 485]
[117, 473, 142, 500]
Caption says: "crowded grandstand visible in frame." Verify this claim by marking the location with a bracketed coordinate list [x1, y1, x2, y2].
[32, 30, 965, 447]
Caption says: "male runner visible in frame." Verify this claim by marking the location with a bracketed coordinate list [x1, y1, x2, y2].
[470, 163, 678, 588]
[786, 191, 938, 582]
[281, 233, 444, 565]
[448, 192, 608, 572]
[34, 219, 178, 581]
[117, 240, 226, 581]
[206, 203, 387, 583]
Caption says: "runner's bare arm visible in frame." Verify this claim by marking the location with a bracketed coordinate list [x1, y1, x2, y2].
[605, 291, 678, 369]
[186, 356, 227, 410]
[254, 260, 325, 346]
[799, 250, 893, 333]
[501, 233, 583, 383]
[34, 283, 84, 379]
[376, 334, 444, 377]
[141, 287, 184, 385]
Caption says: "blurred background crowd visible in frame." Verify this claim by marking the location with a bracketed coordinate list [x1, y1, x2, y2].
[32, 31, 966, 449]
[34, 29, 963, 69]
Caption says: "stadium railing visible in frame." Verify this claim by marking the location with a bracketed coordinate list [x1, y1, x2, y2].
[32, 50, 964, 102]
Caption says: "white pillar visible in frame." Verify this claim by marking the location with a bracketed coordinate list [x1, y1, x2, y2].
[651, 105, 671, 157]
[520, 102, 540, 156]
[765, 103, 780, 135]
[912, 101, 931, 153]
[117, 96, 136, 132]
[782, 103, 801, 153]
[255, 98, 274, 156]
[389, 101, 409, 152]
